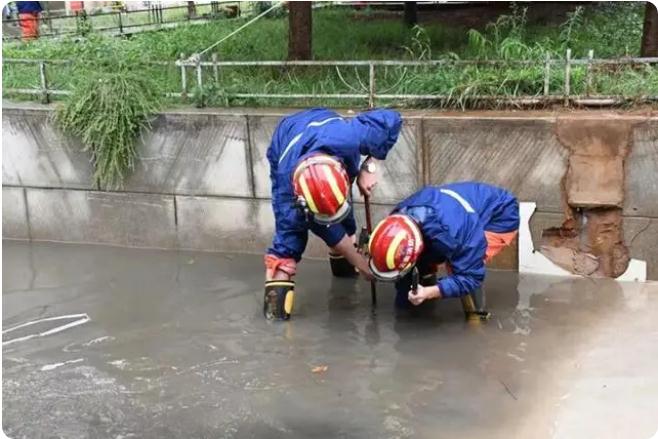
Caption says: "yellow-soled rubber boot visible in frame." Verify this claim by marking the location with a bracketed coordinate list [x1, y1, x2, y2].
[263, 280, 295, 320]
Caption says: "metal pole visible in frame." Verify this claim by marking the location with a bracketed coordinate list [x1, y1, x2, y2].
[564, 48, 571, 107]
[544, 52, 550, 96]
[364, 195, 377, 307]
[366, 65, 377, 307]
[212, 53, 219, 83]
[118, 11, 123, 34]
[39, 61, 49, 104]
[45, 10, 54, 34]
[196, 57, 203, 90]
[180, 53, 187, 102]
[368, 63, 376, 108]
[586, 49, 594, 97]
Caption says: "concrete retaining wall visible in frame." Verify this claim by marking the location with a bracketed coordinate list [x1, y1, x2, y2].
[3, 103, 657, 278]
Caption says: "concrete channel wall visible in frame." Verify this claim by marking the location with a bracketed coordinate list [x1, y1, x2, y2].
[3, 102, 657, 279]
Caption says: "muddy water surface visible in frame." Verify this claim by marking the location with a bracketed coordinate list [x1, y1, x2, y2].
[3, 241, 658, 438]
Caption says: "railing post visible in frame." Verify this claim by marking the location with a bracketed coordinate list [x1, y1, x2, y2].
[196, 56, 203, 91]
[212, 53, 219, 83]
[118, 11, 123, 34]
[180, 53, 188, 102]
[586, 49, 594, 97]
[368, 63, 376, 108]
[564, 48, 571, 107]
[39, 61, 49, 104]
[543, 52, 550, 96]
[45, 10, 54, 34]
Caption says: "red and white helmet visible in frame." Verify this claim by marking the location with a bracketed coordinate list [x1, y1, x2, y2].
[293, 154, 351, 225]
[368, 214, 424, 281]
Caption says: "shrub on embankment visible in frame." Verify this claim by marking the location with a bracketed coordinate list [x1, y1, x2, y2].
[53, 49, 161, 189]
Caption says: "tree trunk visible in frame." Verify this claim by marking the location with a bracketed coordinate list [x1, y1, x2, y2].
[641, 2, 658, 57]
[288, 1, 312, 60]
[404, 2, 417, 27]
[187, 1, 197, 19]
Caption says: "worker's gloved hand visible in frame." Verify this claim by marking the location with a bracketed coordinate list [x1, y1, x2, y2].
[408, 285, 441, 306]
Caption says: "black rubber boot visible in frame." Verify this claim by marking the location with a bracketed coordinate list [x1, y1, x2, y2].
[461, 287, 491, 322]
[329, 254, 358, 277]
[263, 280, 295, 320]
[471, 286, 486, 312]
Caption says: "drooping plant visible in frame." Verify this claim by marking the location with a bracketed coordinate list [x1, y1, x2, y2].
[54, 45, 161, 189]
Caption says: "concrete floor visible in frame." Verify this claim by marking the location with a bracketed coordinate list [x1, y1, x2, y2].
[3, 241, 658, 439]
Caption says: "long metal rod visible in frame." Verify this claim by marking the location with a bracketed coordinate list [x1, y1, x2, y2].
[366, 74, 377, 306]
[173, 57, 658, 67]
[230, 93, 370, 99]
[5, 88, 71, 95]
[364, 195, 377, 307]
[5, 56, 657, 106]
[6, 57, 658, 66]
[6, 88, 657, 104]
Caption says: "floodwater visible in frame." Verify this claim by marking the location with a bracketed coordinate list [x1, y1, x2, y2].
[3, 240, 658, 439]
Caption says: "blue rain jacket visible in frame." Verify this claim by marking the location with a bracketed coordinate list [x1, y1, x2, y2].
[393, 182, 519, 301]
[267, 108, 402, 261]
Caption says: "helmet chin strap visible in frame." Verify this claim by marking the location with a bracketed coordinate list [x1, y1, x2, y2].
[312, 201, 351, 225]
[296, 196, 310, 222]
[369, 258, 416, 282]
[295, 195, 350, 226]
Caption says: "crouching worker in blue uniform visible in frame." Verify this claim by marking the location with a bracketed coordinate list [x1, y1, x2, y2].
[264, 108, 403, 320]
[368, 182, 519, 320]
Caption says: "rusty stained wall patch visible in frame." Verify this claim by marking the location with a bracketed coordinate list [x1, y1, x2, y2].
[540, 116, 639, 278]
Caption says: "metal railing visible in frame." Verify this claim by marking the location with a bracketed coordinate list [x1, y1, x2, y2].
[2, 2, 241, 40]
[3, 51, 658, 107]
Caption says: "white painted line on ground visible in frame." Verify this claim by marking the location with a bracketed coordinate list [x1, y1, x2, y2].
[40, 358, 84, 372]
[2, 313, 91, 346]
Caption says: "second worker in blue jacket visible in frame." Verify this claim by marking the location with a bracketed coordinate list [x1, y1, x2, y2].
[368, 182, 520, 316]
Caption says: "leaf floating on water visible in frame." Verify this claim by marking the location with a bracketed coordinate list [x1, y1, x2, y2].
[311, 365, 328, 374]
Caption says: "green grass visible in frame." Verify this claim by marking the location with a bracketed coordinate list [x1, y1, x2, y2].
[3, 3, 656, 109]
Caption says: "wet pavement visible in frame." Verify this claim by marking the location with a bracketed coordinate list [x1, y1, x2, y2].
[3, 240, 658, 439]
